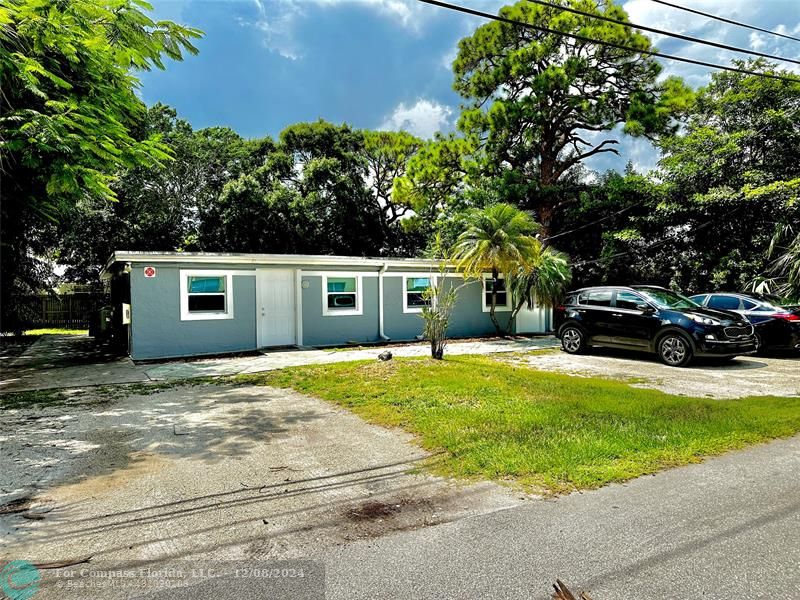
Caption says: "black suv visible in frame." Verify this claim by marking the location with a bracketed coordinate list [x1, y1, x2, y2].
[554, 286, 757, 367]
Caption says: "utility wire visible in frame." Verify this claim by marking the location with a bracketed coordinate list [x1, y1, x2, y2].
[649, 0, 800, 44]
[527, 0, 800, 66]
[416, 0, 800, 83]
[542, 200, 647, 242]
[573, 204, 746, 267]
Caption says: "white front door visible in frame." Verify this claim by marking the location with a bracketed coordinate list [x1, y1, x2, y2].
[257, 269, 297, 347]
[515, 306, 552, 334]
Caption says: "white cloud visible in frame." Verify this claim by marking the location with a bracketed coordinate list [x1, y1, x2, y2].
[749, 32, 767, 51]
[244, 0, 427, 59]
[249, 0, 304, 60]
[440, 47, 457, 71]
[316, 0, 419, 28]
[379, 99, 453, 138]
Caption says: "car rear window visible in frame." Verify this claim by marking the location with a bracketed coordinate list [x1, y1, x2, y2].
[708, 295, 741, 310]
[742, 299, 758, 310]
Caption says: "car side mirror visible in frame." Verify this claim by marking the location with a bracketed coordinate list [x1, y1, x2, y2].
[637, 303, 654, 313]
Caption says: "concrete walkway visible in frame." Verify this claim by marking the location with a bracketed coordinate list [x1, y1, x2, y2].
[0, 335, 151, 393]
[0, 335, 558, 393]
[143, 337, 558, 381]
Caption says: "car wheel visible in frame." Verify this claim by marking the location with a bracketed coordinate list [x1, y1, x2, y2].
[753, 332, 764, 354]
[657, 332, 693, 367]
[561, 326, 586, 354]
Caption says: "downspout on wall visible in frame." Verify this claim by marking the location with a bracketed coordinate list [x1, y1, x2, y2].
[378, 262, 390, 341]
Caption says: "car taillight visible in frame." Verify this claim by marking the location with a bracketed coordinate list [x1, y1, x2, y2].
[555, 305, 566, 313]
[774, 312, 800, 322]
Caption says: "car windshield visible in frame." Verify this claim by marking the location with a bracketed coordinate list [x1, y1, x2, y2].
[638, 289, 699, 310]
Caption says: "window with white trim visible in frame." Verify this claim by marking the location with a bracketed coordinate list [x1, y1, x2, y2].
[482, 276, 512, 312]
[180, 270, 234, 321]
[403, 276, 431, 313]
[323, 275, 363, 316]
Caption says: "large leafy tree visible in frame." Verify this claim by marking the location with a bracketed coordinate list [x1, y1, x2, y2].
[392, 135, 480, 254]
[0, 0, 201, 331]
[557, 60, 800, 294]
[452, 0, 691, 239]
[645, 59, 799, 293]
[362, 131, 421, 227]
[55, 105, 273, 281]
[361, 130, 426, 255]
[208, 121, 387, 256]
[451, 203, 539, 333]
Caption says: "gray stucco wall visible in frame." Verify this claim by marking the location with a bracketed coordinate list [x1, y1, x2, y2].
[299, 274, 508, 345]
[124, 259, 523, 358]
[130, 265, 256, 360]
[301, 275, 381, 346]
[382, 276, 425, 341]
[446, 278, 512, 337]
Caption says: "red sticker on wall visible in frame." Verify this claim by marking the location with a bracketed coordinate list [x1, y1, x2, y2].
[144, 266, 156, 278]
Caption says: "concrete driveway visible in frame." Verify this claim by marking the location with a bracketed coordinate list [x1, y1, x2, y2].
[1, 383, 521, 578]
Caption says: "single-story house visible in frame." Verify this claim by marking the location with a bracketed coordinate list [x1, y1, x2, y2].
[101, 252, 553, 360]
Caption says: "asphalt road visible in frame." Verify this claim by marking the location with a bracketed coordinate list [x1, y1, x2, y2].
[121, 435, 800, 600]
[317, 435, 800, 600]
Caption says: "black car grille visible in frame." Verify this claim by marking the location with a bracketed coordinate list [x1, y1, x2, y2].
[724, 325, 753, 339]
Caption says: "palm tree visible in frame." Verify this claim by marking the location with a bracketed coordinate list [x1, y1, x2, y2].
[768, 223, 800, 299]
[451, 203, 539, 334]
[750, 223, 800, 300]
[508, 240, 571, 334]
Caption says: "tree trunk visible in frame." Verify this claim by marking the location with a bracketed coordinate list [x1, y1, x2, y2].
[489, 268, 504, 336]
[538, 202, 556, 246]
[506, 296, 527, 335]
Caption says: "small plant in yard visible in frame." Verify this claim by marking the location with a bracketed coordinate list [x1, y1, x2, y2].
[417, 234, 467, 360]
[420, 264, 458, 360]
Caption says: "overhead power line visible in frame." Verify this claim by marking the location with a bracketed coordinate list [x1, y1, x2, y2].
[542, 199, 647, 242]
[416, 0, 800, 83]
[573, 204, 747, 268]
[527, 0, 800, 66]
[649, 0, 800, 44]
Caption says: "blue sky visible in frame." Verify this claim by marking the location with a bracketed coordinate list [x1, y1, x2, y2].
[140, 0, 800, 174]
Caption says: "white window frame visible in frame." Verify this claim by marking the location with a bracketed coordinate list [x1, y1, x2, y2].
[321, 273, 363, 316]
[402, 274, 433, 314]
[482, 274, 512, 313]
[180, 270, 235, 321]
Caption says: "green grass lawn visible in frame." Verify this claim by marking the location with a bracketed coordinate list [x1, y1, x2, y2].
[23, 328, 88, 336]
[237, 355, 800, 494]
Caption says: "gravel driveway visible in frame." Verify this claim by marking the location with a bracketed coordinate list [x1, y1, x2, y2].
[517, 348, 800, 399]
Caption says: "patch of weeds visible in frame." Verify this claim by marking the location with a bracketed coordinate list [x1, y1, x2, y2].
[0, 388, 80, 410]
[499, 347, 561, 361]
[0, 378, 221, 410]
